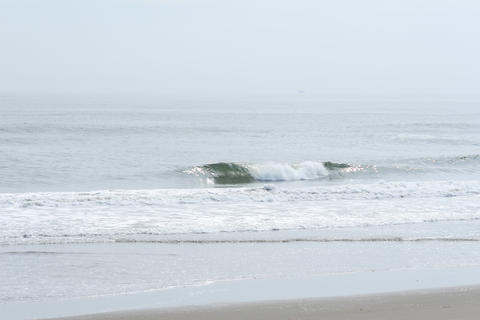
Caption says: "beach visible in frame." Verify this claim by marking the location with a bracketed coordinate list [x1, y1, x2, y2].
[46, 286, 480, 320]
[3, 234, 480, 319]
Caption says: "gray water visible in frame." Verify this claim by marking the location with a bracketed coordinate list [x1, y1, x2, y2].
[2, 94, 479, 192]
[2, 94, 480, 311]
[1, 94, 480, 244]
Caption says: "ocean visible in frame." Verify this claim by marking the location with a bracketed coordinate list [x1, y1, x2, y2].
[2, 94, 480, 316]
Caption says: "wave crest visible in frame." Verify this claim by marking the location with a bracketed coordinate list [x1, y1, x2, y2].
[248, 161, 329, 181]
[185, 161, 343, 184]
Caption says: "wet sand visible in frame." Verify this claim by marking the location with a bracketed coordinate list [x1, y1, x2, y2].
[47, 286, 480, 320]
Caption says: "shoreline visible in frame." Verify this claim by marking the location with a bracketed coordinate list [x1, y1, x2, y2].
[3, 240, 480, 320]
[46, 285, 480, 320]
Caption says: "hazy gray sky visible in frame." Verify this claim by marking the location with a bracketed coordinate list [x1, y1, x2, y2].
[1, 0, 479, 96]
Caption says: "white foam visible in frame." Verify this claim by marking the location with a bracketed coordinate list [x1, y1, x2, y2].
[1, 180, 480, 245]
[247, 161, 329, 181]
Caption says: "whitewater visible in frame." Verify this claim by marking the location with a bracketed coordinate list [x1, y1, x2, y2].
[2, 95, 480, 244]
[3, 152, 480, 244]
[2, 180, 480, 245]
[2, 95, 480, 313]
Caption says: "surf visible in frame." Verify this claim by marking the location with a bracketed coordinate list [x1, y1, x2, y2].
[183, 161, 348, 184]
[183, 155, 480, 185]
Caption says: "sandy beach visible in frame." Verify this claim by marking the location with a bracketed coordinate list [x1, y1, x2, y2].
[3, 239, 480, 320]
[46, 286, 480, 320]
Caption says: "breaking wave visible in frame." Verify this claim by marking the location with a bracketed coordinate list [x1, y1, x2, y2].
[184, 161, 349, 184]
[183, 155, 480, 185]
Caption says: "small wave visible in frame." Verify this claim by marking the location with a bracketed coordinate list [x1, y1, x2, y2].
[192, 162, 255, 184]
[1, 251, 88, 255]
[184, 161, 348, 184]
[183, 155, 480, 184]
[115, 237, 480, 244]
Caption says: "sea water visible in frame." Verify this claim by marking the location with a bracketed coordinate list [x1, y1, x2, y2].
[1, 94, 480, 312]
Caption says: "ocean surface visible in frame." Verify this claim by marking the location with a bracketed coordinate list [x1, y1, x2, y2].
[1, 94, 480, 313]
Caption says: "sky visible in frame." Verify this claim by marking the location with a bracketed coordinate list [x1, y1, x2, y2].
[1, 0, 479, 96]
